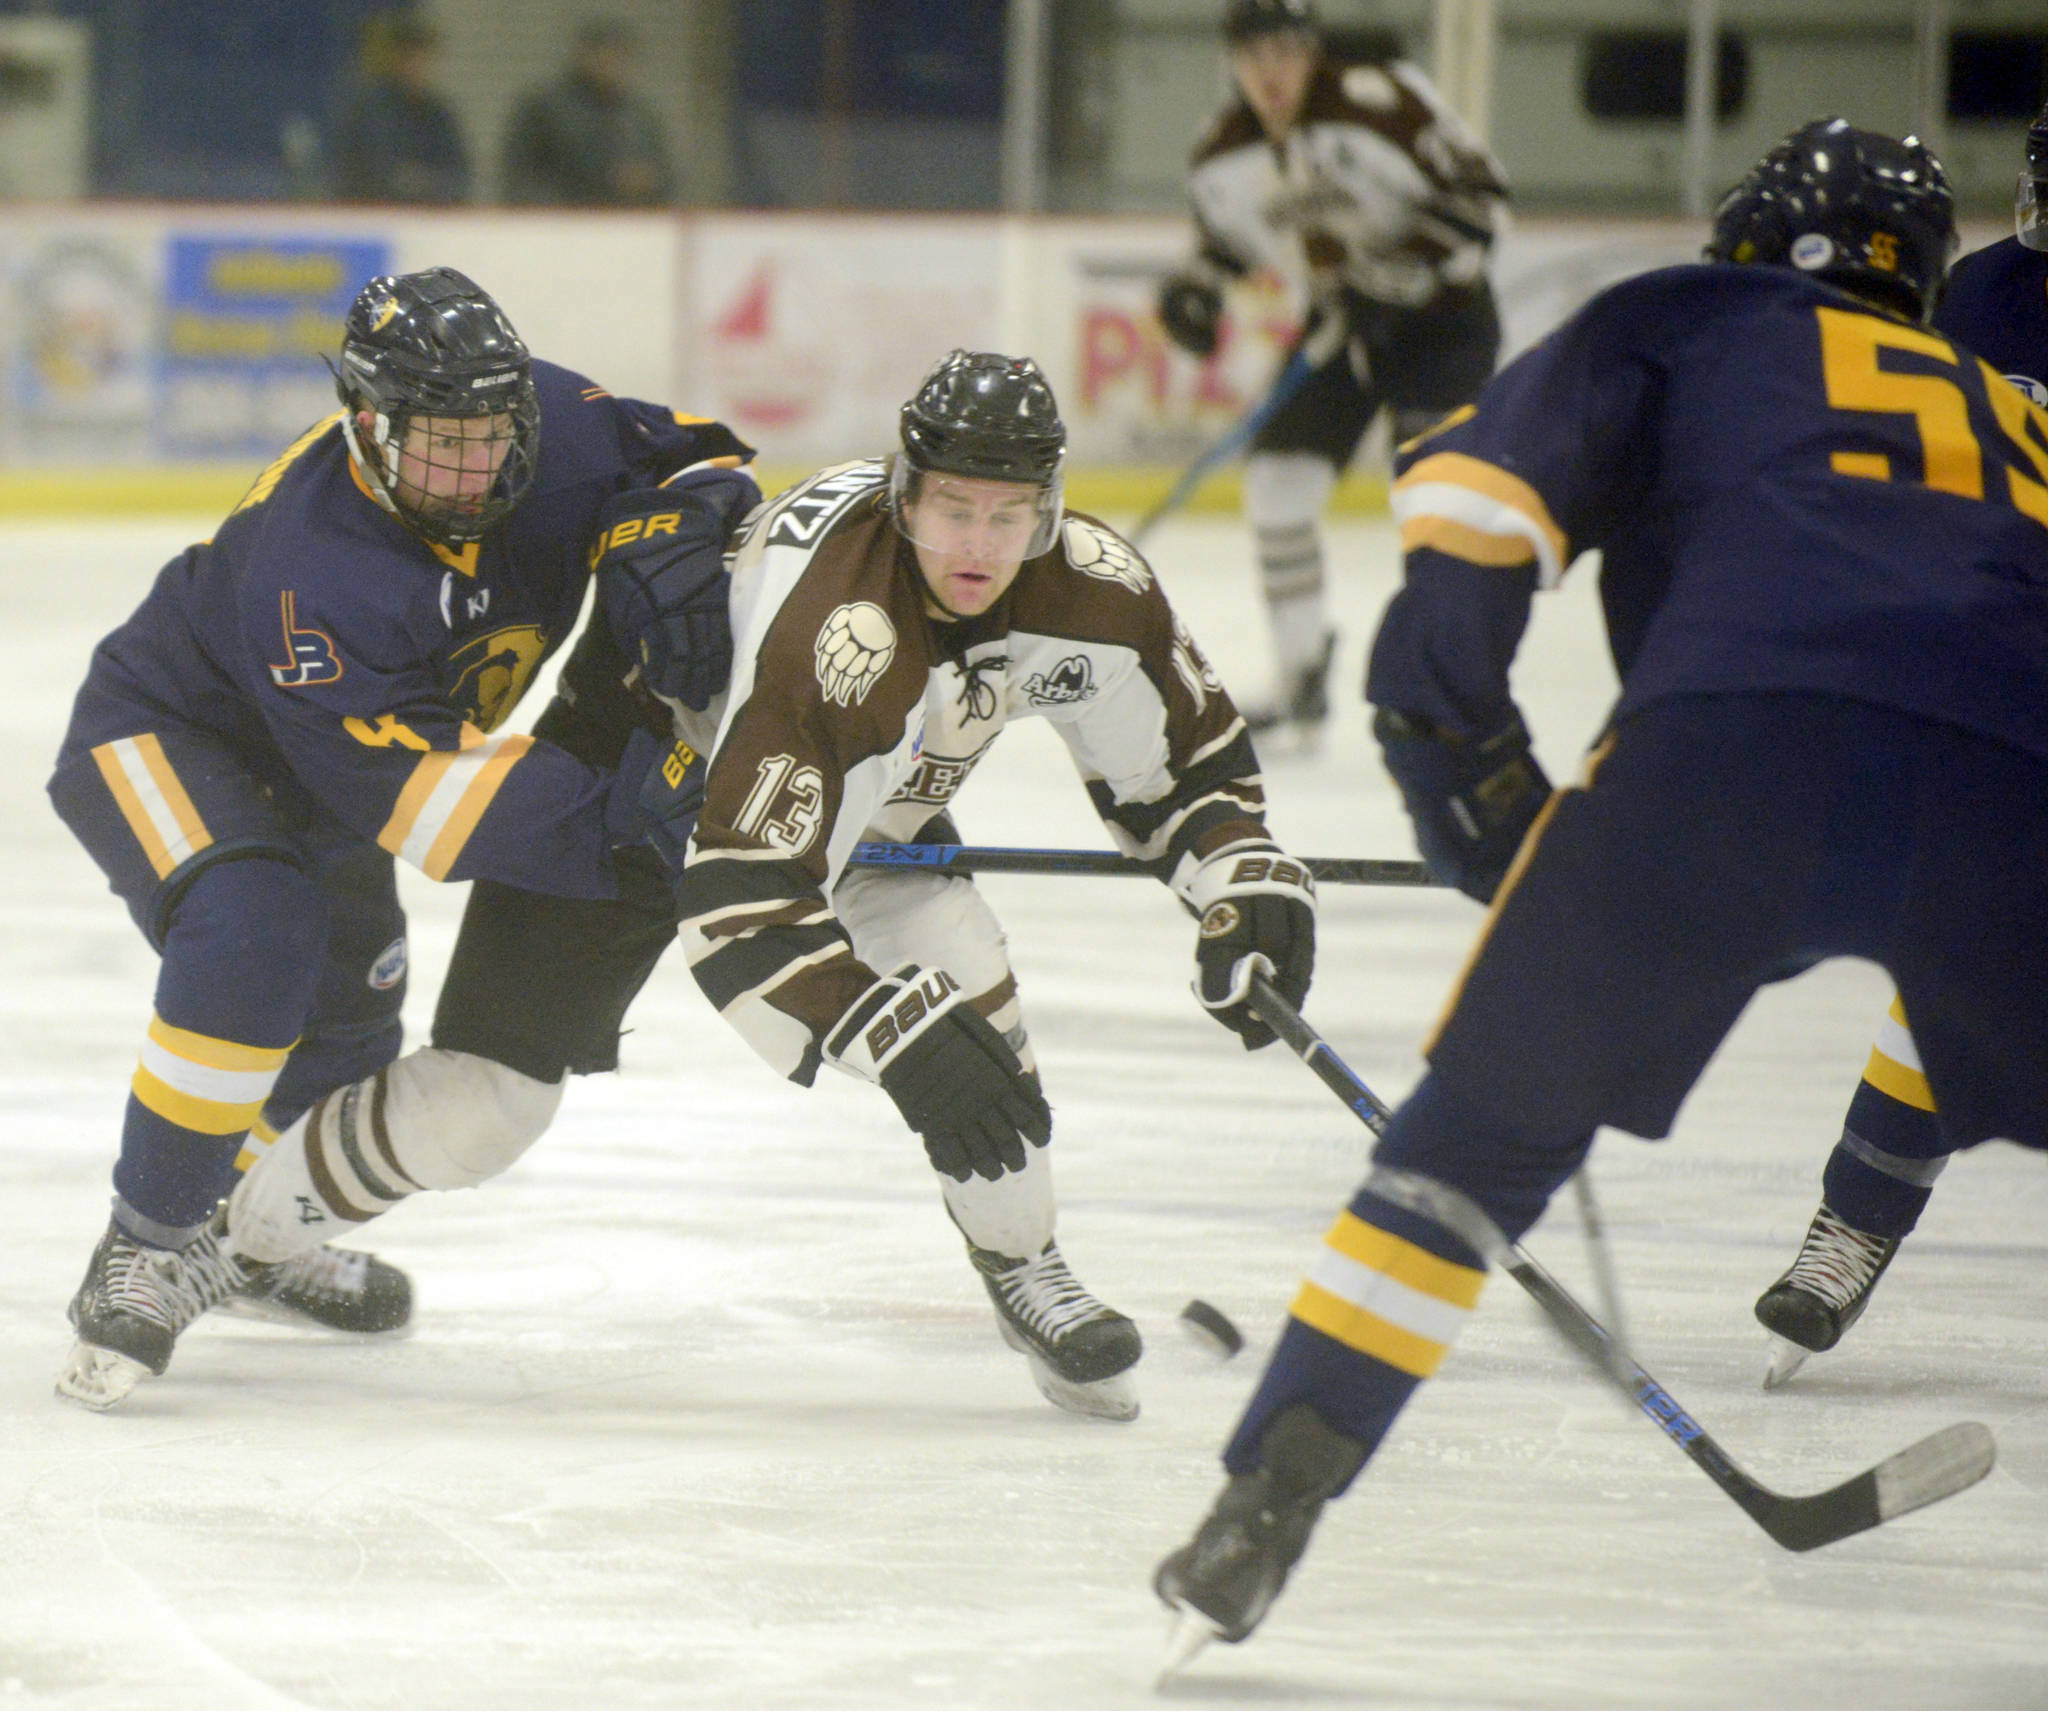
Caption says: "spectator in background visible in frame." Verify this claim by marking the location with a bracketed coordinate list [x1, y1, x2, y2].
[500, 20, 677, 207]
[331, 13, 472, 204]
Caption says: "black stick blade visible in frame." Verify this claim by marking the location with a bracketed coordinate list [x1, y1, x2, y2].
[1762, 1422, 1996, 1552]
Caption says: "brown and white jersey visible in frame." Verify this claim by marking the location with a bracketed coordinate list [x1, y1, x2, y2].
[1186, 57, 1506, 309]
[676, 459, 1267, 1085]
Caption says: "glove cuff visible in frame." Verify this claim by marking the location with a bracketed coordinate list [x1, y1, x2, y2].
[822, 963, 966, 1085]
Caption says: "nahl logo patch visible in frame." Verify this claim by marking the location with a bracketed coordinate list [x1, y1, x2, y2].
[1023, 653, 1097, 706]
[367, 936, 408, 991]
[816, 601, 897, 706]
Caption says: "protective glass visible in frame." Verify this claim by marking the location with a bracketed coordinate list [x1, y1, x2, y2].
[888, 461, 1063, 563]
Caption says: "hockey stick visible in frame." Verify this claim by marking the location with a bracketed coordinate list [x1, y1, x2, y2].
[1570, 1170, 1630, 1351]
[847, 842, 1439, 889]
[1244, 973, 1997, 1552]
[1130, 313, 1349, 547]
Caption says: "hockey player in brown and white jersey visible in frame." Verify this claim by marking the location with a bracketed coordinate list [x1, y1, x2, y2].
[221, 349, 1315, 1425]
[1157, 0, 1506, 737]
[673, 351, 1319, 1421]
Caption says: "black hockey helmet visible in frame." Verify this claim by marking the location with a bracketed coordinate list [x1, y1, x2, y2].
[2018, 98, 2048, 252]
[891, 350, 1067, 559]
[332, 266, 541, 545]
[1705, 118, 1955, 325]
[1223, 0, 1319, 44]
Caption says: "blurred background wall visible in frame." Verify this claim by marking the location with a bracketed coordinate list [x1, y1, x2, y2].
[0, 0, 2039, 506]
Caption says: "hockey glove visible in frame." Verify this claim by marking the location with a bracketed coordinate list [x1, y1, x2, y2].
[825, 965, 1052, 1183]
[605, 728, 707, 877]
[1374, 706, 1551, 904]
[593, 466, 761, 712]
[1157, 272, 1226, 358]
[1181, 842, 1317, 1050]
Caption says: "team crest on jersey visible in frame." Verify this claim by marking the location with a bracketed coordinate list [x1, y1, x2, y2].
[1061, 517, 1152, 595]
[447, 624, 547, 731]
[815, 601, 897, 706]
[1023, 654, 1098, 707]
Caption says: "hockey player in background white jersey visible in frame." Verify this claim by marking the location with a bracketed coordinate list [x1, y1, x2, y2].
[1157, 0, 1506, 738]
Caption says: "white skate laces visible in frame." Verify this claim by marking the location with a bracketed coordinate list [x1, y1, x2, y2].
[1780, 1205, 1895, 1312]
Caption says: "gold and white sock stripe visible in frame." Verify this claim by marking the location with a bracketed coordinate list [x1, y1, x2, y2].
[233, 1113, 284, 1174]
[1862, 994, 1936, 1111]
[91, 735, 213, 878]
[376, 726, 533, 880]
[133, 1014, 293, 1136]
[1288, 1209, 1487, 1378]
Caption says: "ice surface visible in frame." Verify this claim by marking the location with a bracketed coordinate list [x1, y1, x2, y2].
[1, 518, 2041, 1709]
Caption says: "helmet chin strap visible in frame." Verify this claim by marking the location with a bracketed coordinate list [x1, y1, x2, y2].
[339, 408, 403, 521]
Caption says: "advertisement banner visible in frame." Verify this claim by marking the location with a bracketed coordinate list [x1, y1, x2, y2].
[687, 215, 1004, 465]
[158, 234, 389, 456]
[2, 225, 158, 461]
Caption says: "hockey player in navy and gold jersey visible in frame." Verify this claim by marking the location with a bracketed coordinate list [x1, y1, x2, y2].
[1156, 0, 1505, 736]
[222, 350, 1317, 1425]
[47, 266, 753, 1409]
[1155, 120, 2048, 1657]
[1754, 100, 2048, 1387]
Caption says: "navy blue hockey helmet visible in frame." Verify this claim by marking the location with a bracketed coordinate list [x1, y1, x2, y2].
[333, 266, 541, 545]
[1705, 119, 1955, 325]
[1223, 0, 1319, 44]
[2018, 99, 2048, 252]
[891, 350, 1067, 559]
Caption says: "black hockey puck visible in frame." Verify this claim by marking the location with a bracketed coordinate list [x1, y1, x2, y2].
[1178, 1298, 1244, 1359]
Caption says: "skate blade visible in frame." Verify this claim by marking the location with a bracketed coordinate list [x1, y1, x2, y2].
[1154, 1608, 1220, 1688]
[1025, 1357, 1139, 1422]
[1762, 1335, 1812, 1391]
[56, 1340, 153, 1411]
[214, 1294, 415, 1337]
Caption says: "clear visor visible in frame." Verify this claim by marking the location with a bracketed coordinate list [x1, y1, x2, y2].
[888, 461, 1063, 563]
[2019, 173, 2048, 252]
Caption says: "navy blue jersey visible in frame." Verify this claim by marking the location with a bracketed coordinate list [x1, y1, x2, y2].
[60, 360, 750, 897]
[1372, 264, 2048, 763]
[1935, 234, 2048, 406]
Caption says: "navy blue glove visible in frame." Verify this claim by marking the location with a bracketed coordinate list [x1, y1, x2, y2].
[606, 728, 707, 876]
[593, 466, 761, 712]
[1374, 707, 1552, 904]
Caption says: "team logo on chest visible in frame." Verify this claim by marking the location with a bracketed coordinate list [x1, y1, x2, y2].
[1023, 653, 1097, 707]
[816, 601, 897, 706]
[447, 624, 547, 732]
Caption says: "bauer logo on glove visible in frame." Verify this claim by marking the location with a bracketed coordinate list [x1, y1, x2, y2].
[1180, 839, 1317, 1050]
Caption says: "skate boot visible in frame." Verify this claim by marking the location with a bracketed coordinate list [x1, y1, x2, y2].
[1755, 1202, 1901, 1389]
[1244, 632, 1336, 740]
[219, 1203, 414, 1336]
[59, 1217, 250, 1410]
[970, 1238, 1142, 1421]
[1155, 1404, 1367, 1665]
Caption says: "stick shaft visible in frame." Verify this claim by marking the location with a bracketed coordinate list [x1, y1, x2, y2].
[847, 842, 1439, 889]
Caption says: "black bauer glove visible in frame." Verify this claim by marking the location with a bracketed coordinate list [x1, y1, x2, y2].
[1374, 706, 1553, 904]
[1182, 842, 1317, 1050]
[592, 466, 761, 712]
[604, 728, 706, 876]
[1157, 271, 1225, 358]
[824, 965, 1052, 1183]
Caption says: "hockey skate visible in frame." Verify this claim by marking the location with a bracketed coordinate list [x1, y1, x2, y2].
[1154, 1404, 1367, 1673]
[1755, 1202, 1902, 1389]
[59, 1217, 251, 1409]
[970, 1239, 1142, 1422]
[1243, 632, 1336, 742]
[219, 1205, 414, 1337]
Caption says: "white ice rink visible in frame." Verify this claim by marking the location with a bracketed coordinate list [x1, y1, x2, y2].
[1, 516, 2041, 1710]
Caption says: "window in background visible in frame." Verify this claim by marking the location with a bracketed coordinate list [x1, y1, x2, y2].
[1581, 30, 1749, 125]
